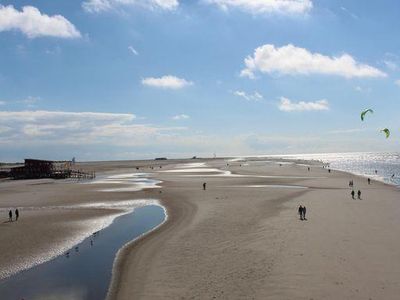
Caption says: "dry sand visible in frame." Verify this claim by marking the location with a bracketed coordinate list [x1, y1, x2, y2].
[1, 158, 400, 299]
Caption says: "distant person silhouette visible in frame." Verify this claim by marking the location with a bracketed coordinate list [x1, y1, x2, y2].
[328, 169, 331, 173]
[357, 190, 361, 200]
[375, 170, 378, 174]
[203, 182, 206, 190]
[351, 190, 355, 199]
[367, 178, 371, 185]
[298, 205, 303, 220]
[308, 167, 310, 171]
[349, 180, 353, 187]
[8, 210, 12, 222]
[302, 206, 307, 220]
[15, 209, 19, 221]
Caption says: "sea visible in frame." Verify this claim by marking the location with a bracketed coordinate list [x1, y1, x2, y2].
[275, 152, 400, 186]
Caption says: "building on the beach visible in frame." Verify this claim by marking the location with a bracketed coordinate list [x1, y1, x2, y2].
[9, 159, 94, 180]
[10, 159, 54, 179]
[0, 170, 10, 178]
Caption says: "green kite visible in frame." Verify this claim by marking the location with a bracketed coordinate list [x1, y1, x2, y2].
[381, 128, 390, 138]
[361, 109, 373, 121]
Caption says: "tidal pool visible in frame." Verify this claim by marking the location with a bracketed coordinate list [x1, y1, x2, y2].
[0, 205, 166, 300]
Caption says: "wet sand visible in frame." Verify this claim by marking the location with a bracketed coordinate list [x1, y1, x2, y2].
[2, 158, 400, 299]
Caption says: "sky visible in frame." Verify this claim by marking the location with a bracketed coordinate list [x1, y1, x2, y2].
[0, 0, 400, 161]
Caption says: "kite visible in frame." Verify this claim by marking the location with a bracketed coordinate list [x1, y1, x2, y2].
[381, 128, 390, 139]
[361, 109, 373, 121]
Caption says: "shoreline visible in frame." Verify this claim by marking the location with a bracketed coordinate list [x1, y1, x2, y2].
[0, 205, 166, 300]
[106, 203, 169, 300]
[0, 198, 163, 280]
[106, 193, 189, 300]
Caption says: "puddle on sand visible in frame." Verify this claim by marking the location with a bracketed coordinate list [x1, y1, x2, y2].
[89, 173, 162, 192]
[174, 162, 207, 168]
[0, 205, 166, 300]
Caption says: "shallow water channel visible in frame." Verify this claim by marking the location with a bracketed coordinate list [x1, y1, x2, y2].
[0, 205, 166, 300]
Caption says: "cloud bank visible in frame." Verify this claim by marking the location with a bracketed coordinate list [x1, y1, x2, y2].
[142, 75, 193, 89]
[0, 110, 190, 146]
[241, 44, 387, 79]
[172, 114, 190, 120]
[233, 90, 263, 101]
[278, 97, 329, 111]
[82, 0, 178, 13]
[0, 5, 81, 39]
[207, 0, 312, 15]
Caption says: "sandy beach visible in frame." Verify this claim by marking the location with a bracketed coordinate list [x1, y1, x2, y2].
[1, 158, 400, 299]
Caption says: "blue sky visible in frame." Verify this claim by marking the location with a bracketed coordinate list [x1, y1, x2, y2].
[0, 0, 400, 161]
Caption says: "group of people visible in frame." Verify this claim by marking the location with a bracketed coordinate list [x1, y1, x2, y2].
[8, 208, 19, 222]
[298, 205, 307, 220]
[351, 190, 362, 200]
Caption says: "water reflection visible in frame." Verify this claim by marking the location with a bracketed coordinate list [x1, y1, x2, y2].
[0, 205, 166, 300]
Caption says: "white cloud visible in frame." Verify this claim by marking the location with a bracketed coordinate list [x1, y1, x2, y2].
[82, 0, 112, 12]
[82, 0, 178, 13]
[0, 101, 6, 105]
[0, 5, 81, 39]
[142, 75, 193, 89]
[278, 97, 329, 112]
[241, 44, 387, 79]
[207, 0, 312, 15]
[383, 60, 398, 71]
[382, 53, 399, 71]
[172, 114, 190, 120]
[128, 46, 138, 55]
[395, 79, 400, 87]
[354, 86, 371, 94]
[0, 110, 135, 124]
[340, 6, 359, 20]
[233, 90, 263, 101]
[0, 110, 189, 146]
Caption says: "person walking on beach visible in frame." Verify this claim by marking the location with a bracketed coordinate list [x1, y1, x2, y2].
[8, 210, 12, 222]
[203, 182, 206, 190]
[351, 190, 355, 199]
[15, 209, 19, 221]
[298, 205, 303, 220]
[302, 206, 307, 220]
[357, 190, 361, 200]
[368, 178, 371, 185]
[349, 180, 354, 187]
